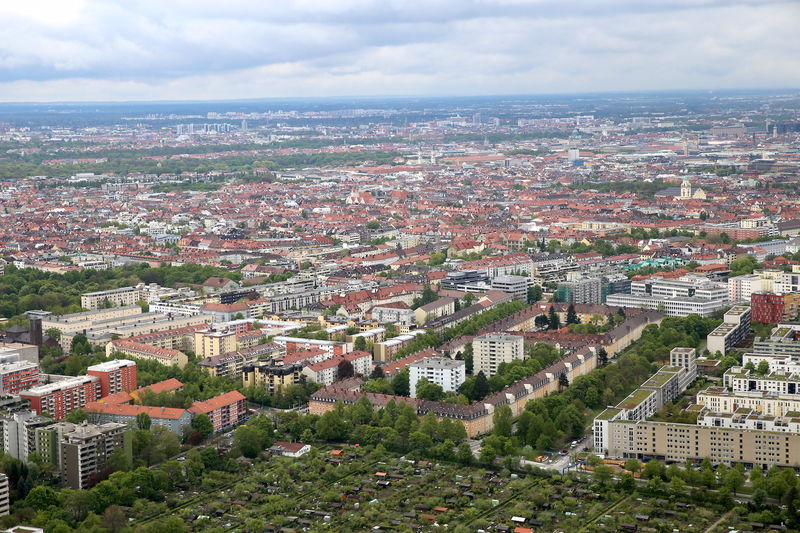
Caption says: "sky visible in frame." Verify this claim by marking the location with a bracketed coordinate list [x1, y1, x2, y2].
[0, 0, 798, 102]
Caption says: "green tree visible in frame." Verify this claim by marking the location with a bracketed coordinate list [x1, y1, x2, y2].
[547, 306, 561, 330]
[757, 360, 770, 375]
[353, 336, 368, 352]
[235, 426, 264, 458]
[474, 371, 490, 400]
[724, 468, 745, 495]
[597, 346, 608, 366]
[101, 505, 128, 533]
[456, 442, 473, 465]
[527, 285, 543, 304]
[65, 409, 87, 424]
[566, 303, 579, 325]
[391, 368, 410, 396]
[136, 412, 152, 431]
[643, 459, 664, 479]
[624, 458, 640, 474]
[24, 485, 60, 510]
[65, 354, 85, 375]
[593, 464, 613, 486]
[415, 379, 444, 401]
[492, 405, 513, 437]
[191, 413, 214, 437]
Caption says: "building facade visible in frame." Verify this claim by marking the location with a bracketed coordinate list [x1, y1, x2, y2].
[87, 359, 137, 397]
[474, 333, 524, 377]
[21, 376, 101, 419]
[409, 357, 466, 398]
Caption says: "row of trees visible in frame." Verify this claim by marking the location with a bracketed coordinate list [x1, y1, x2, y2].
[389, 300, 528, 360]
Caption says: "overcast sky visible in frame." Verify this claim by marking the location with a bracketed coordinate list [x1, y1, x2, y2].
[0, 0, 798, 102]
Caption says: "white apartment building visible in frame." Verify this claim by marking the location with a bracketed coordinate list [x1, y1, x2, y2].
[0, 411, 51, 461]
[728, 274, 767, 302]
[81, 287, 145, 310]
[706, 305, 751, 356]
[409, 357, 466, 398]
[490, 275, 533, 302]
[474, 333, 524, 377]
[606, 276, 728, 317]
[594, 347, 697, 454]
[697, 387, 800, 417]
[724, 366, 800, 395]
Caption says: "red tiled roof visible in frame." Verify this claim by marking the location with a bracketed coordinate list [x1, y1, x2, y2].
[84, 402, 187, 420]
[189, 390, 246, 414]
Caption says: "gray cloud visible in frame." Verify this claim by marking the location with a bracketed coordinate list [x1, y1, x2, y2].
[0, 0, 797, 101]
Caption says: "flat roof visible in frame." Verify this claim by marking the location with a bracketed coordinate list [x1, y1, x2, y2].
[617, 388, 655, 410]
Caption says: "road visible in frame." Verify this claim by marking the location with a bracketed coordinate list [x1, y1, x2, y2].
[519, 434, 592, 472]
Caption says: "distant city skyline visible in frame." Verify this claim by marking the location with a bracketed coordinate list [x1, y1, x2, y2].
[0, 0, 798, 102]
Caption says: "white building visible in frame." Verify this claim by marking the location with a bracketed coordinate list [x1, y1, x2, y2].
[728, 274, 767, 302]
[474, 333, 524, 377]
[490, 275, 533, 302]
[409, 357, 466, 398]
[606, 276, 728, 317]
[706, 305, 751, 356]
[0, 411, 51, 461]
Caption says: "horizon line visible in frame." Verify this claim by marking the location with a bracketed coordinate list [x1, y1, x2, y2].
[0, 87, 799, 106]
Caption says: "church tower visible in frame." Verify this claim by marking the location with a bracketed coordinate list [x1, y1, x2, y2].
[680, 179, 692, 199]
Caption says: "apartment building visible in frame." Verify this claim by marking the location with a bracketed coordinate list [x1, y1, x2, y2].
[41, 306, 141, 350]
[752, 326, 800, 357]
[85, 403, 193, 435]
[409, 357, 466, 398]
[606, 276, 728, 317]
[414, 297, 455, 326]
[21, 375, 101, 419]
[373, 330, 431, 362]
[87, 359, 137, 397]
[594, 348, 695, 453]
[751, 292, 785, 323]
[107, 339, 189, 368]
[728, 274, 768, 302]
[346, 327, 386, 347]
[669, 347, 697, 390]
[242, 360, 304, 394]
[301, 351, 372, 386]
[194, 327, 238, 358]
[697, 386, 800, 417]
[706, 304, 751, 356]
[0, 361, 39, 395]
[81, 287, 145, 311]
[0, 411, 52, 460]
[369, 303, 414, 325]
[188, 390, 247, 433]
[606, 417, 800, 468]
[474, 333, 524, 377]
[273, 337, 346, 357]
[556, 275, 602, 305]
[44, 306, 212, 351]
[40, 422, 131, 489]
[724, 367, 800, 395]
[118, 324, 205, 353]
[490, 275, 533, 302]
[198, 343, 281, 379]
